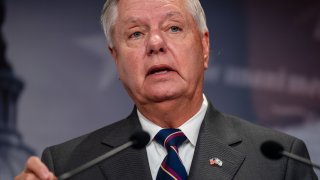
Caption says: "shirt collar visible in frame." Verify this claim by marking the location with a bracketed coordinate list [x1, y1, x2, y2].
[138, 94, 208, 146]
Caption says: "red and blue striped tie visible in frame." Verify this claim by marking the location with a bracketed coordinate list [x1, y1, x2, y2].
[155, 128, 188, 180]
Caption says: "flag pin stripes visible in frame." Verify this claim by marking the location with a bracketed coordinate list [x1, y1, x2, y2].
[209, 157, 223, 167]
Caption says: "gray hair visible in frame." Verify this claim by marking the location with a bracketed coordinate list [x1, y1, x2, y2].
[101, 0, 208, 47]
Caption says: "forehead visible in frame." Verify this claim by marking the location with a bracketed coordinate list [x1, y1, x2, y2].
[116, 0, 189, 21]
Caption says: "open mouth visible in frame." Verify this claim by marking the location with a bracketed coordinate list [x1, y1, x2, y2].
[147, 65, 175, 76]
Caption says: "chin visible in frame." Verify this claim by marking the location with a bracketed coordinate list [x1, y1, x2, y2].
[142, 82, 187, 102]
[146, 90, 182, 103]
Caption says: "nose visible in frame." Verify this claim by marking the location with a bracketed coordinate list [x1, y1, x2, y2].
[146, 30, 167, 56]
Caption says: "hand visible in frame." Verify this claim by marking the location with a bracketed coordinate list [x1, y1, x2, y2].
[15, 156, 57, 180]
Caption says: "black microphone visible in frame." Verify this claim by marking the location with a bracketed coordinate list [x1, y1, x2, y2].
[260, 140, 320, 170]
[58, 131, 150, 180]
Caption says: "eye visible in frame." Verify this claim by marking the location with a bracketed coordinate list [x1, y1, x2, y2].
[169, 26, 182, 33]
[129, 31, 142, 39]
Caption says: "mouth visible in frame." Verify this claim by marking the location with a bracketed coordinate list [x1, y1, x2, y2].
[146, 65, 175, 76]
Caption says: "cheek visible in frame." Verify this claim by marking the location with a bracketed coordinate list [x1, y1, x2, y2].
[116, 49, 144, 80]
[173, 37, 203, 62]
[174, 43, 205, 77]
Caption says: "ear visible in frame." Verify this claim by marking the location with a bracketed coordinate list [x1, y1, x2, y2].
[108, 46, 118, 64]
[201, 31, 210, 70]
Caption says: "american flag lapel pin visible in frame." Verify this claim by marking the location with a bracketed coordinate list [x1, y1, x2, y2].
[209, 157, 223, 167]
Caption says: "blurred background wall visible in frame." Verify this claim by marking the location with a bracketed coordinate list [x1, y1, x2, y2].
[1, 0, 319, 179]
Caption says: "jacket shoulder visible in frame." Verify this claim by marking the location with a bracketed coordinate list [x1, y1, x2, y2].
[223, 113, 303, 150]
[41, 112, 140, 174]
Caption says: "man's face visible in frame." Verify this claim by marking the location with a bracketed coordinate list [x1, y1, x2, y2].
[110, 0, 209, 105]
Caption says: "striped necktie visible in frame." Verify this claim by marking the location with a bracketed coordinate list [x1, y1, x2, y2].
[154, 128, 188, 180]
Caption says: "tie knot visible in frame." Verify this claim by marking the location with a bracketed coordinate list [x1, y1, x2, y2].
[154, 129, 187, 150]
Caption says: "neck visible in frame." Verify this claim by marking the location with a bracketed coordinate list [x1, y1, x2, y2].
[136, 94, 203, 128]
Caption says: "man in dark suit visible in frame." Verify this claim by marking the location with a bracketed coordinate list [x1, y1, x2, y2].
[15, 0, 318, 179]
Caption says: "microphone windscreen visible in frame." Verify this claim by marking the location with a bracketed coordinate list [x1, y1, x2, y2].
[130, 131, 150, 149]
[260, 140, 284, 160]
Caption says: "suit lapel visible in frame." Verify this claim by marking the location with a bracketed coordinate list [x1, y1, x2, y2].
[98, 108, 153, 180]
[95, 103, 245, 180]
[188, 103, 246, 180]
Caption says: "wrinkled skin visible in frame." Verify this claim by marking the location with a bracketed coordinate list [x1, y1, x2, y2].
[110, 0, 210, 127]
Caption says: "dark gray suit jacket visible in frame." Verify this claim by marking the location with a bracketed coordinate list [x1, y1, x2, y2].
[42, 103, 318, 180]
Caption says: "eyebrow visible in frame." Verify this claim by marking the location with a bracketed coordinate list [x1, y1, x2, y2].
[124, 17, 140, 24]
[123, 11, 185, 25]
[164, 11, 185, 20]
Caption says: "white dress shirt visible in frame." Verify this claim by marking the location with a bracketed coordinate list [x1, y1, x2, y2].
[138, 95, 208, 180]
